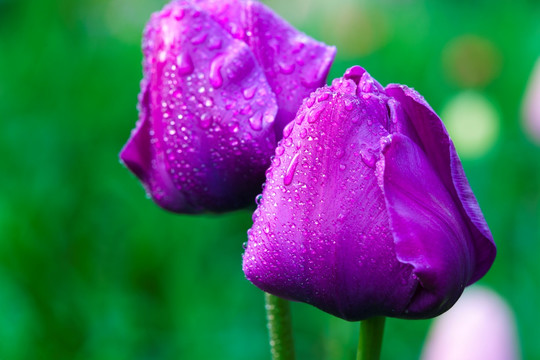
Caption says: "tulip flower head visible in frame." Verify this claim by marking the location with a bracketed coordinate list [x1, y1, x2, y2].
[243, 66, 496, 321]
[120, 0, 335, 213]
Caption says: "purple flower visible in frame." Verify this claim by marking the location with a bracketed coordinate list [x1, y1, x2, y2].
[243, 66, 496, 321]
[119, 0, 335, 213]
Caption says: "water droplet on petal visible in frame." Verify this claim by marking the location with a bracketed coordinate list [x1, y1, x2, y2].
[275, 145, 285, 156]
[249, 112, 263, 130]
[176, 52, 194, 75]
[344, 98, 353, 111]
[296, 112, 307, 125]
[292, 41, 305, 54]
[317, 92, 330, 102]
[191, 32, 207, 45]
[307, 106, 324, 123]
[306, 96, 316, 108]
[230, 22, 244, 39]
[199, 113, 213, 129]
[158, 50, 167, 62]
[279, 62, 295, 74]
[228, 121, 239, 133]
[284, 153, 300, 186]
[209, 54, 225, 88]
[283, 121, 294, 138]
[173, 8, 185, 20]
[208, 37, 222, 50]
[242, 86, 256, 100]
[360, 149, 376, 168]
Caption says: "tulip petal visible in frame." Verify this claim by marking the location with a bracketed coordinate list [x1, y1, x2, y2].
[245, 1, 336, 135]
[193, 0, 336, 135]
[121, 2, 278, 212]
[379, 133, 473, 317]
[386, 85, 496, 284]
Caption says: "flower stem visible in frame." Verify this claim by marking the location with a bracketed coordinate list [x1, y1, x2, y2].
[265, 293, 295, 360]
[356, 317, 386, 360]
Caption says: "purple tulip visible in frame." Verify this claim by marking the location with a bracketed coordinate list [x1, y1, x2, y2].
[119, 0, 335, 213]
[243, 66, 496, 321]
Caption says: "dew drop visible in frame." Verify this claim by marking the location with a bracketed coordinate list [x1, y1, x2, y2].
[283, 121, 294, 138]
[263, 112, 275, 124]
[360, 150, 376, 168]
[249, 112, 263, 130]
[307, 106, 324, 123]
[344, 98, 353, 111]
[173, 8, 185, 20]
[191, 32, 207, 45]
[158, 50, 167, 62]
[208, 37, 222, 50]
[242, 86, 256, 100]
[292, 41, 305, 54]
[317, 92, 330, 102]
[199, 113, 213, 129]
[228, 121, 239, 133]
[299, 128, 307, 139]
[275, 145, 285, 156]
[296, 112, 307, 125]
[306, 96, 316, 108]
[230, 22, 244, 39]
[279, 62, 295, 74]
[209, 54, 225, 88]
[284, 153, 300, 186]
[176, 52, 194, 75]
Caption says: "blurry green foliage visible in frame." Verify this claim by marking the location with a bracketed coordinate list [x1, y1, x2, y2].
[0, 0, 539, 359]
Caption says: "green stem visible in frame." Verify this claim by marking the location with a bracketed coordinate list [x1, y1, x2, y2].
[265, 293, 295, 360]
[356, 317, 386, 360]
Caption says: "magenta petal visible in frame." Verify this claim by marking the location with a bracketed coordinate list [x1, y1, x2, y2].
[379, 133, 473, 317]
[246, 2, 336, 135]
[385, 84, 496, 284]
[121, 1, 278, 212]
[197, 0, 337, 136]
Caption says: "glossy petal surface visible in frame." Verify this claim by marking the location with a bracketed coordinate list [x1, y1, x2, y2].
[243, 66, 496, 320]
[194, 0, 337, 136]
[120, 0, 335, 213]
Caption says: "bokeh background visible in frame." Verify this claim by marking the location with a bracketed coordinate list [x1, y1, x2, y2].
[1, 0, 539, 358]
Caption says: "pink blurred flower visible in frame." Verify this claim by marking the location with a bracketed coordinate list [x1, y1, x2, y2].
[421, 286, 520, 360]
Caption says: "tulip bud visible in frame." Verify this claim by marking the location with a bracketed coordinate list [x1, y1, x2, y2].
[243, 66, 496, 321]
[120, 0, 335, 213]
[421, 286, 520, 360]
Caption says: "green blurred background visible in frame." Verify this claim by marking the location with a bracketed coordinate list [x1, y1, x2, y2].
[0, 0, 539, 358]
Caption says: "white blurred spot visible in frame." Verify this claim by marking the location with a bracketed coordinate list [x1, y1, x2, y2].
[442, 91, 500, 159]
[522, 58, 540, 144]
[421, 286, 520, 360]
